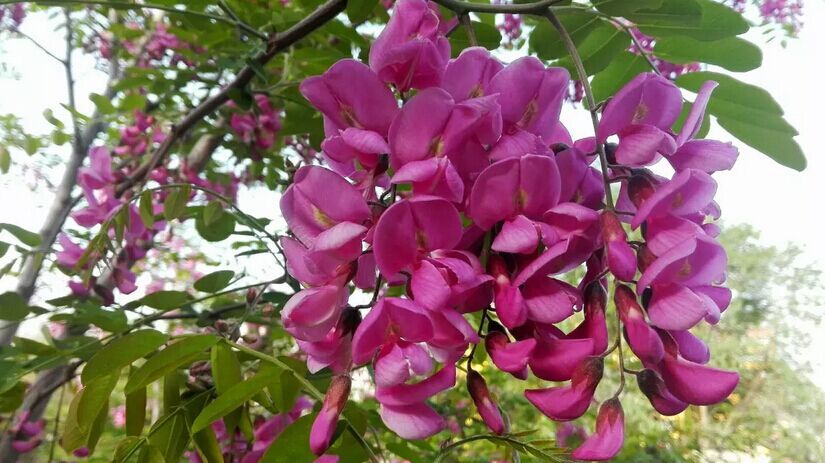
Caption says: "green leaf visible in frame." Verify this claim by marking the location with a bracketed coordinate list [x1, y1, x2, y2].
[210, 342, 244, 431]
[270, 368, 302, 413]
[77, 371, 120, 431]
[203, 200, 225, 226]
[654, 36, 762, 72]
[139, 191, 155, 229]
[593, 0, 663, 16]
[555, 23, 629, 76]
[0, 223, 41, 247]
[590, 52, 650, 103]
[81, 329, 168, 384]
[112, 436, 144, 462]
[0, 291, 30, 321]
[126, 380, 147, 436]
[530, 10, 600, 61]
[140, 290, 191, 310]
[0, 382, 24, 413]
[126, 334, 220, 394]
[89, 92, 116, 114]
[192, 367, 281, 433]
[676, 72, 805, 170]
[121, 93, 147, 111]
[0, 360, 22, 394]
[196, 208, 236, 242]
[632, 0, 747, 41]
[185, 398, 225, 463]
[0, 147, 9, 174]
[146, 393, 207, 463]
[194, 270, 235, 293]
[450, 21, 502, 55]
[260, 413, 318, 463]
[347, 0, 377, 24]
[163, 184, 191, 221]
[62, 374, 116, 453]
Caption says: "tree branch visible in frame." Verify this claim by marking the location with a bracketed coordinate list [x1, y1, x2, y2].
[430, 0, 563, 15]
[115, 0, 348, 196]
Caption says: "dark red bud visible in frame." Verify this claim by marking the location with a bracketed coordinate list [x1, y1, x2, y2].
[604, 142, 618, 165]
[550, 142, 571, 154]
[324, 375, 351, 414]
[572, 356, 604, 388]
[628, 174, 657, 208]
[246, 288, 257, 304]
[599, 210, 627, 244]
[614, 284, 642, 321]
[467, 370, 506, 435]
[636, 244, 657, 273]
[583, 281, 607, 315]
[341, 308, 362, 336]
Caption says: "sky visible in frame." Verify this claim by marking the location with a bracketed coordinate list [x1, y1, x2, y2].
[0, 4, 823, 383]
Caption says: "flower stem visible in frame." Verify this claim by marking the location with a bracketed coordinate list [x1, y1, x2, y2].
[544, 10, 615, 210]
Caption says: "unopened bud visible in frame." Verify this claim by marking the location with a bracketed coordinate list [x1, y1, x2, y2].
[310, 375, 351, 455]
[341, 308, 362, 336]
[246, 288, 258, 304]
[628, 173, 657, 208]
[604, 142, 618, 164]
[467, 370, 505, 435]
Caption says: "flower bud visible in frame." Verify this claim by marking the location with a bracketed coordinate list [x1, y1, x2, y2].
[467, 370, 505, 435]
[627, 173, 657, 208]
[599, 211, 636, 282]
[246, 288, 258, 304]
[571, 398, 624, 461]
[310, 375, 351, 455]
[614, 285, 664, 364]
[636, 369, 688, 416]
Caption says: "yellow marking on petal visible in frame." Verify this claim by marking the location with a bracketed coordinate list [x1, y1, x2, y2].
[340, 105, 363, 129]
[633, 103, 649, 123]
[428, 136, 445, 157]
[416, 229, 428, 249]
[516, 188, 529, 209]
[518, 99, 539, 128]
[469, 85, 485, 98]
[678, 259, 692, 277]
[312, 205, 335, 229]
[672, 192, 684, 208]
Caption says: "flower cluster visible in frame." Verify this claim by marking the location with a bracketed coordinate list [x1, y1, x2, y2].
[186, 398, 312, 463]
[57, 110, 239, 304]
[0, 3, 25, 31]
[629, 28, 702, 80]
[728, 0, 804, 33]
[229, 94, 283, 159]
[492, 0, 524, 46]
[277, 0, 739, 459]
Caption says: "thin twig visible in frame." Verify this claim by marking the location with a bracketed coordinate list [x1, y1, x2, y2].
[545, 10, 615, 210]
[13, 29, 65, 64]
[431, 0, 565, 15]
[115, 0, 347, 196]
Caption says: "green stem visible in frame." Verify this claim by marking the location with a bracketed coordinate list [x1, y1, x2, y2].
[2, 0, 268, 40]
[544, 10, 615, 210]
[227, 341, 381, 463]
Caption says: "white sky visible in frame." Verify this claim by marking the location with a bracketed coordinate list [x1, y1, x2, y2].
[0, 5, 823, 383]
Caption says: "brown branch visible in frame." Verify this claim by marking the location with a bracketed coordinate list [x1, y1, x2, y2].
[115, 0, 348, 196]
[430, 0, 563, 14]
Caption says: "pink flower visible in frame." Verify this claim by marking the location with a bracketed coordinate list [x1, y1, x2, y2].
[467, 370, 505, 434]
[310, 375, 351, 455]
[571, 398, 625, 461]
[369, 0, 451, 91]
[300, 59, 398, 136]
[525, 356, 603, 421]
